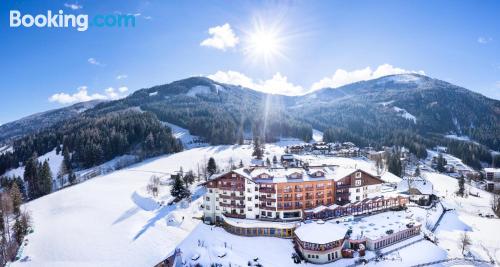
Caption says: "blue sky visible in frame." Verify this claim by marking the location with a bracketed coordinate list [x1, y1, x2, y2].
[1, 0, 499, 124]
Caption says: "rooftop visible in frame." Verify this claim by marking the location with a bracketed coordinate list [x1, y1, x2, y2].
[346, 211, 420, 241]
[294, 220, 347, 244]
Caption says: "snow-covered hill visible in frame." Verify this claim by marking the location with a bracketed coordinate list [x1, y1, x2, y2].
[5, 149, 63, 178]
[12, 143, 308, 266]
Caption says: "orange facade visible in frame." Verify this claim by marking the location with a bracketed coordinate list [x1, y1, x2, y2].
[276, 180, 335, 211]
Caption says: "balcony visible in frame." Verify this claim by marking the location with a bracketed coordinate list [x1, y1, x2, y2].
[260, 205, 276, 211]
[224, 213, 245, 219]
[305, 187, 314, 192]
[219, 194, 245, 201]
[220, 202, 245, 209]
[260, 196, 276, 202]
[259, 187, 275, 194]
[219, 186, 244, 191]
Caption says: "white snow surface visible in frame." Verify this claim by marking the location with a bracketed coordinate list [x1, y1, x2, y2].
[312, 129, 324, 142]
[161, 121, 208, 149]
[187, 85, 211, 97]
[5, 148, 63, 178]
[424, 171, 500, 263]
[12, 144, 294, 266]
[393, 106, 417, 123]
[0, 145, 13, 156]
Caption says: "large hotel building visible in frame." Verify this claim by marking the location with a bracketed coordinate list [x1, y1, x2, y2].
[202, 165, 401, 224]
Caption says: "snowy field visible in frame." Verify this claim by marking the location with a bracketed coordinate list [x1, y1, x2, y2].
[5, 149, 63, 178]
[10, 141, 500, 266]
[12, 142, 317, 267]
[423, 171, 500, 263]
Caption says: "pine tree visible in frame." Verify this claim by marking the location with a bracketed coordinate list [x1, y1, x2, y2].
[57, 161, 68, 188]
[207, 157, 217, 177]
[436, 153, 446, 172]
[272, 155, 278, 165]
[23, 154, 39, 199]
[252, 137, 264, 160]
[68, 168, 77, 185]
[414, 166, 421, 177]
[9, 183, 22, 217]
[170, 174, 190, 200]
[238, 160, 244, 168]
[39, 160, 52, 197]
[457, 175, 465, 197]
[266, 157, 271, 167]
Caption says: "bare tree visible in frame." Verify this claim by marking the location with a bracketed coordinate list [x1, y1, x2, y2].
[459, 231, 472, 255]
[146, 175, 161, 198]
[492, 194, 500, 217]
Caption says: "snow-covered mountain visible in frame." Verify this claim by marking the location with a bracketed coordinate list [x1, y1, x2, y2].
[1, 74, 499, 178]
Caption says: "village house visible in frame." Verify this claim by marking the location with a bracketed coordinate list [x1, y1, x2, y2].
[484, 168, 500, 191]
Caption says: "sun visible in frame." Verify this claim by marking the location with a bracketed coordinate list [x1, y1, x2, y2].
[248, 29, 280, 60]
[243, 17, 287, 66]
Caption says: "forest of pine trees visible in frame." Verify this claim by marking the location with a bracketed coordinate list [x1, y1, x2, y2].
[0, 111, 182, 176]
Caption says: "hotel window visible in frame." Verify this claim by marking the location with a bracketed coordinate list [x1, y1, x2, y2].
[232, 174, 236, 177]
[355, 179, 362, 186]
[205, 196, 210, 201]
[206, 206, 210, 210]
[209, 189, 213, 193]
[355, 172, 362, 178]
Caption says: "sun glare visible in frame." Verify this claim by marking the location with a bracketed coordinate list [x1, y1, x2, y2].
[243, 17, 287, 66]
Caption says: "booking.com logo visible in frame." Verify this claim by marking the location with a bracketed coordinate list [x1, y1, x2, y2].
[9, 10, 136, 32]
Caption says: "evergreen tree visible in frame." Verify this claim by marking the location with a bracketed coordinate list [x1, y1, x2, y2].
[414, 166, 421, 177]
[9, 183, 22, 217]
[387, 152, 402, 177]
[170, 174, 190, 200]
[252, 137, 264, 160]
[238, 160, 244, 168]
[436, 153, 447, 173]
[272, 155, 278, 165]
[68, 169, 77, 185]
[23, 154, 39, 199]
[457, 175, 465, 197]
[207, 157, 217, 177]
[182, 171, 195, 188]
[39, 160, 52, 197]
[266, 157, 271, 167]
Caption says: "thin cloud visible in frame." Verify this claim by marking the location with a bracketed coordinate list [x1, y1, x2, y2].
[208, 64, 426, 95]
[116, 74, 128, 80]
[49, 86, 128, 105]
[200, 23, 239, 51]
[208, 70, 303, 95]
[64, 3, 82, 10]
[88, 57, 104, 66]
[310, 64, 425, 90]
[478, 36, 493, 44]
